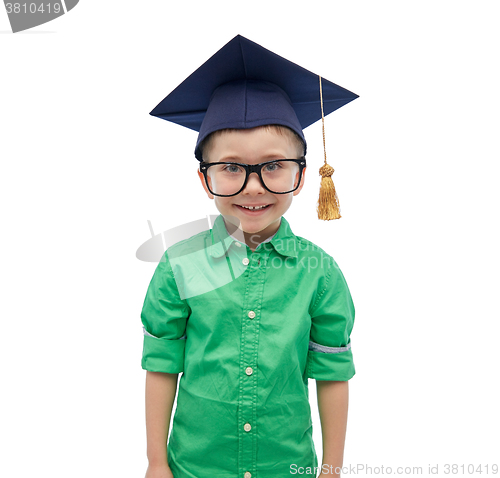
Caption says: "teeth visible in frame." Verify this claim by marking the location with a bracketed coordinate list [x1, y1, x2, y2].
[240, 205, 268, 210]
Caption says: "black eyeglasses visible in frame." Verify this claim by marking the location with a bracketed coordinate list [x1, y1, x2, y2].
[199, 158, 306, 197]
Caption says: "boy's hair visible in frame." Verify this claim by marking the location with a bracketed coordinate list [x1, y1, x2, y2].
[199, 124, 305, 162]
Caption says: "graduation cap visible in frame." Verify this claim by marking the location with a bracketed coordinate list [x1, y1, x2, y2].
[150, 34, 358, 220]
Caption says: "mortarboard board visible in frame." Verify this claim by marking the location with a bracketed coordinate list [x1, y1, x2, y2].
[150, 34, 358, 220]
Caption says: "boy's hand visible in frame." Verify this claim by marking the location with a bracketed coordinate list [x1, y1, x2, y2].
[145, 463, 174, 478]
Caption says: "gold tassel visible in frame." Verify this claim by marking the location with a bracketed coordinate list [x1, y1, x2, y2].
[318, 163, 341, 220]
[317, 76, 341, 220]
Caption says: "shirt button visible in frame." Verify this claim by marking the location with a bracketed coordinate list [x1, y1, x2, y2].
[248, 311, 256, 319]
[242, 257, 249, 265]
[245, 367, 253, 375]
[244, 423, 252, 432]
[244, 473, 251, 478]
[235, 242, 242, 247]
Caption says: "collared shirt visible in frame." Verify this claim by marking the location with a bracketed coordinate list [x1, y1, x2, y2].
[141, 214, 355, 478]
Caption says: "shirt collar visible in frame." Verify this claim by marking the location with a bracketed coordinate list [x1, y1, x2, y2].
[209, 214, 299, 258]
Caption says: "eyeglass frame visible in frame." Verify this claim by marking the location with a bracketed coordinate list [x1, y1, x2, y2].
[199, 158, 307, 197]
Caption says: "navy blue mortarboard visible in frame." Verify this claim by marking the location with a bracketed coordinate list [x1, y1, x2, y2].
[150, 34, 358, 220]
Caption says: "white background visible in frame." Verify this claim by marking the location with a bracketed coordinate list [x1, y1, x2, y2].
[1, 1, 499, 476]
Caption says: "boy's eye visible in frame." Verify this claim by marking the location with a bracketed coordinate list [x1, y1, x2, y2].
[263, 161, 283, 172]
[222, 163, 244, 174]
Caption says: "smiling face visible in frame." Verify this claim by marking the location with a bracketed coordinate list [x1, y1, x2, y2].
[197, 126, 306, 246]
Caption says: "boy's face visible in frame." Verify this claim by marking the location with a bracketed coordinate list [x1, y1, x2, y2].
[197, 127, 306, 240]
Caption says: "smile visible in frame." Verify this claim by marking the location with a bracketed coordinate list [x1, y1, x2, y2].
[237, 205, 270, 210]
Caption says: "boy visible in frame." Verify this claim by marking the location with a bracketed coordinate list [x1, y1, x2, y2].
[141, 35, 357, 478]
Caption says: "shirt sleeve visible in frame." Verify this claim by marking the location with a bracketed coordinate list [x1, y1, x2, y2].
[305, 256, 355, 381]
[141, 252, 190, 374]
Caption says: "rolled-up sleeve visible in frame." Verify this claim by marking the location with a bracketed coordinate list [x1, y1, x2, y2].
[306, 256, 355, 381]
[141, 252, 190, 374]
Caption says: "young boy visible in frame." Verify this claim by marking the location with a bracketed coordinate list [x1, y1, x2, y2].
[141, 35, 357, 478]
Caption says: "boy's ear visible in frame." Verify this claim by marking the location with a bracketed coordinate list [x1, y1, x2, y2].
[292, 166, 306, 196]
[197, 169, 215, 199]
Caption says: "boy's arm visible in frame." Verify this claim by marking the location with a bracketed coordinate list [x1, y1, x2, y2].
[316, 380, 349, 477]
[145, 371, 179, 467]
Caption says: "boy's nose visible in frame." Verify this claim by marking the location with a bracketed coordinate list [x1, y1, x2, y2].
[242, 172, 266, 194]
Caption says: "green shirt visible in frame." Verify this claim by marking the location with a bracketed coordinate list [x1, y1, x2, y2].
[141, 214, 355, 478]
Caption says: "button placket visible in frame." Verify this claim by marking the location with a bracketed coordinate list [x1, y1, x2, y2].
[238, 249, 269, 477]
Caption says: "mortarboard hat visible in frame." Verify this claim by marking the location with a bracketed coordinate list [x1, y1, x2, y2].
[150, 34, 358, 220]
